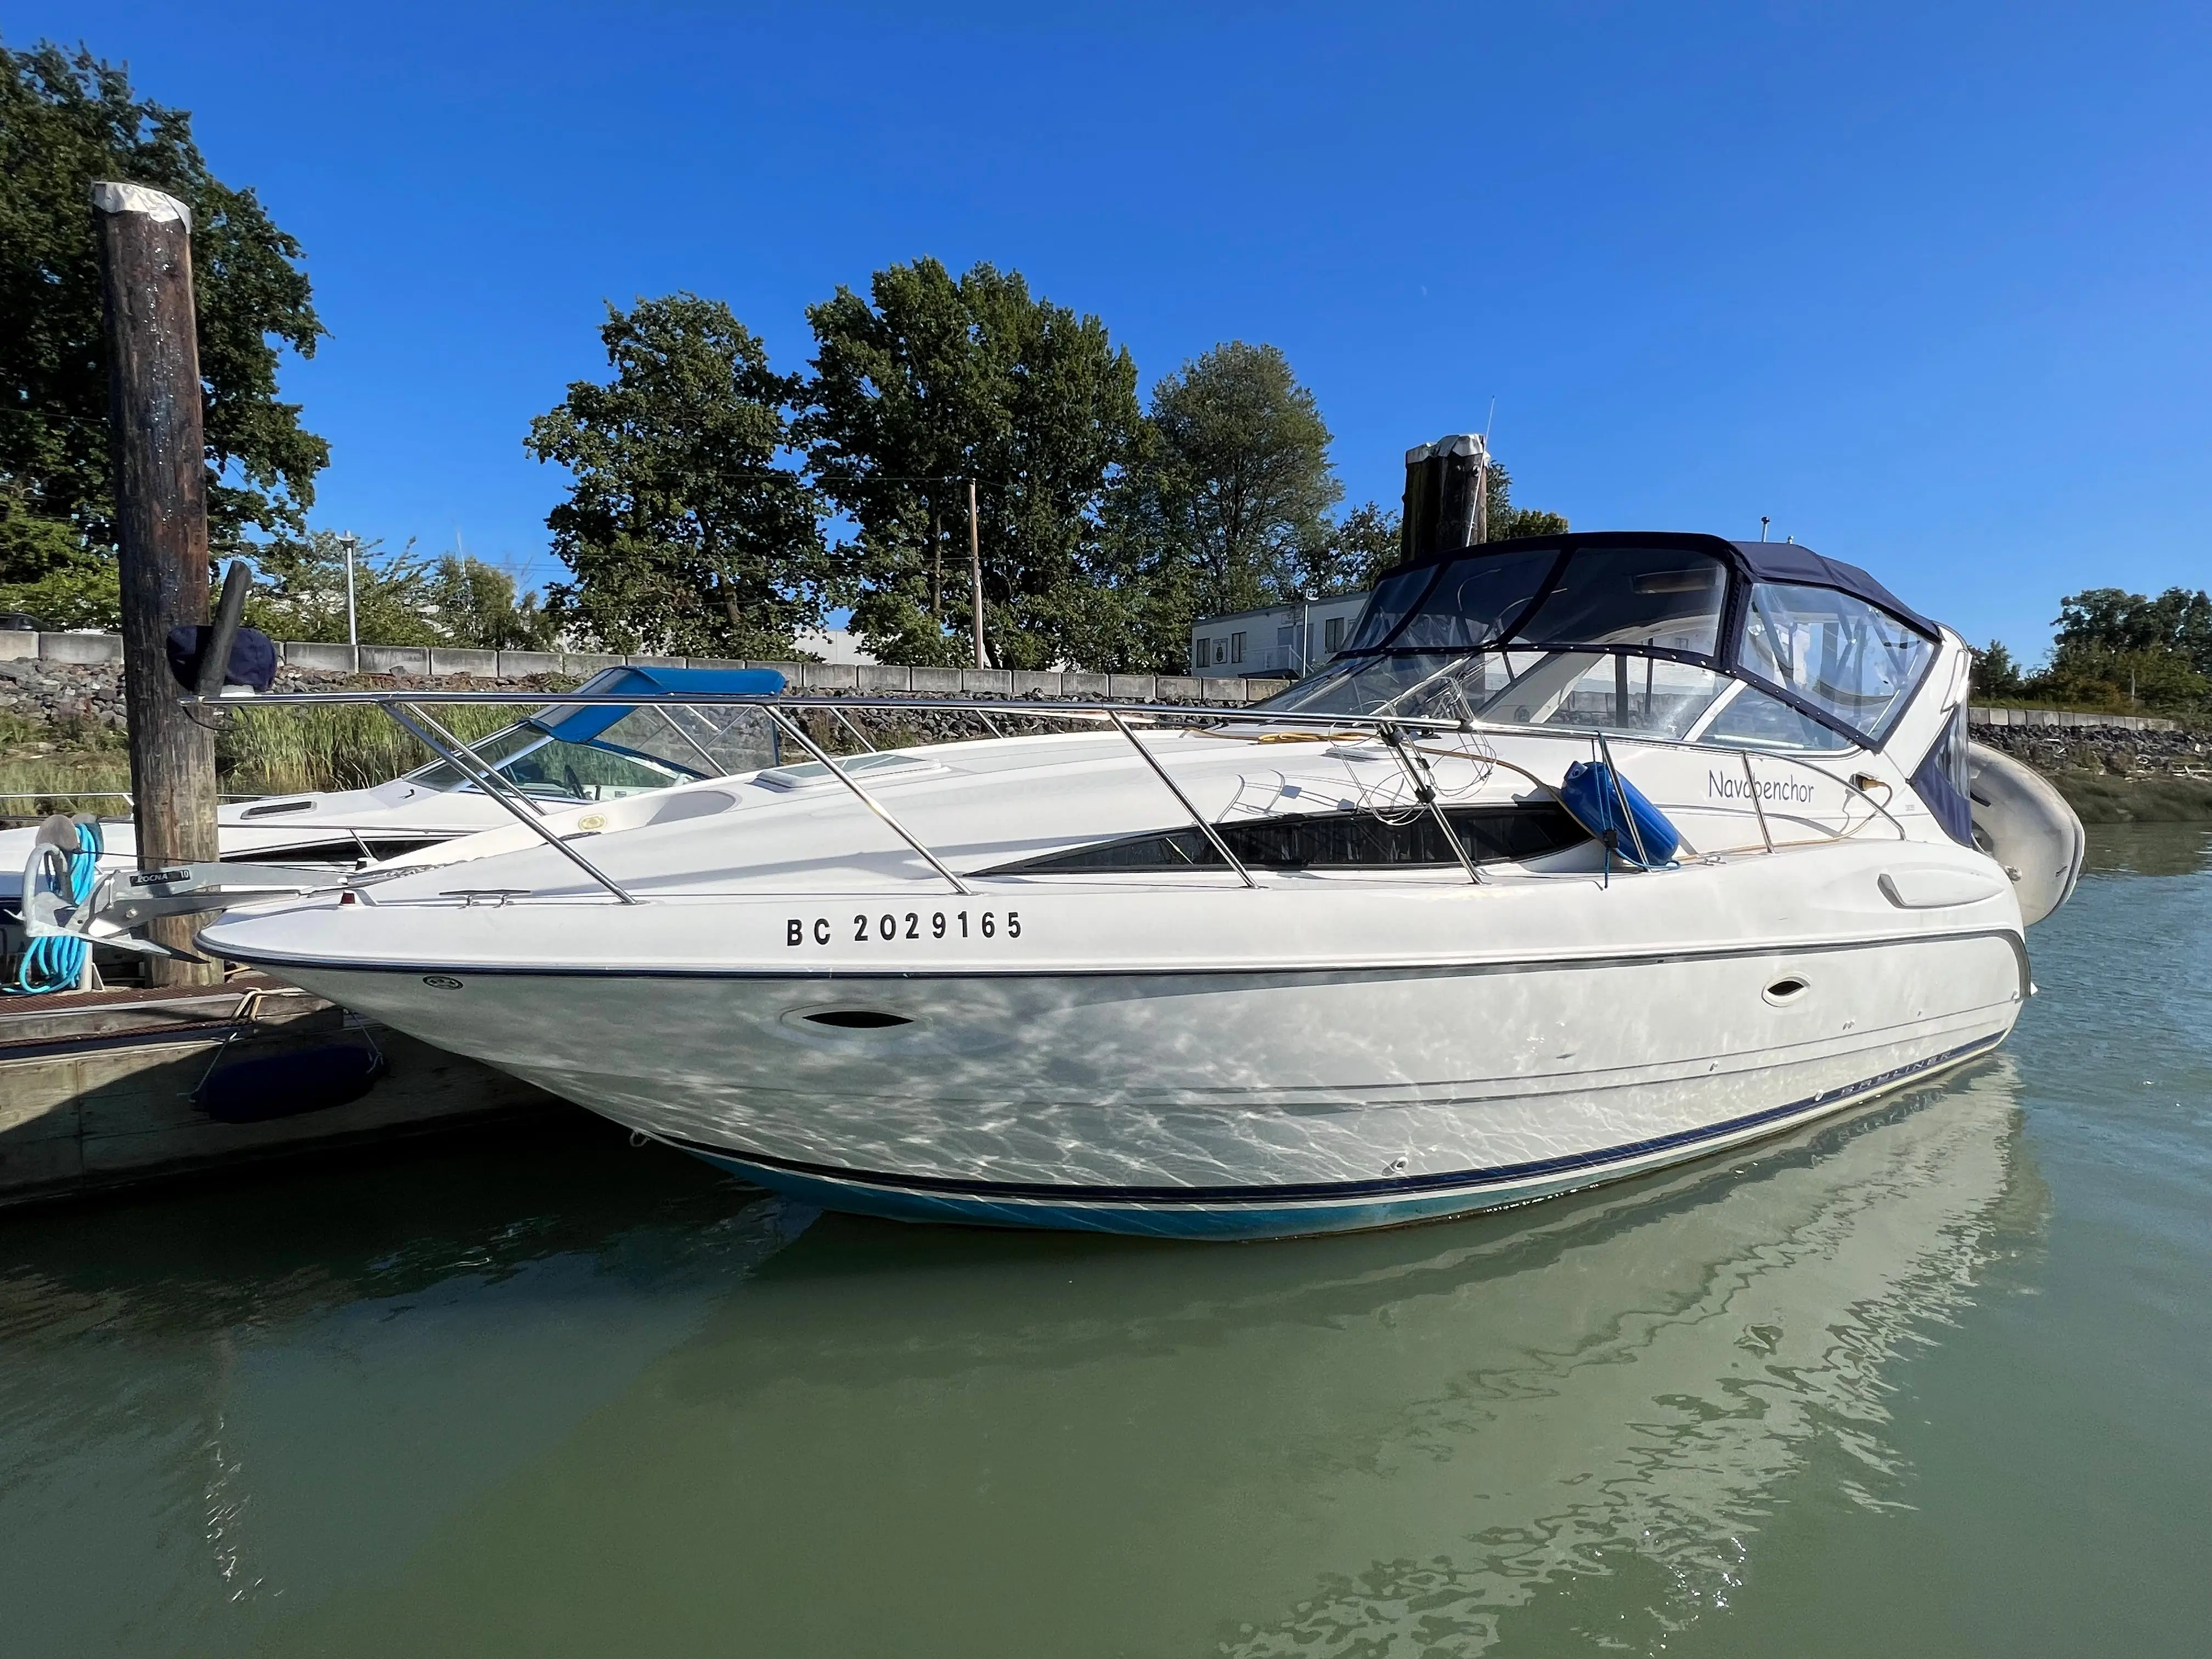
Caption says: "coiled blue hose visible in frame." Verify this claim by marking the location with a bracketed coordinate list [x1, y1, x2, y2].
[9, 820, 104, 995]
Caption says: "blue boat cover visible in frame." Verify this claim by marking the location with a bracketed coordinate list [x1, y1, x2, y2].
[1558, 760, 1683, 868]
[534, 665, 786, 744]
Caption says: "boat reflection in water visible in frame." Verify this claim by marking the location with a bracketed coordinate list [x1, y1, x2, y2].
[0, 1063, 2039, 1656]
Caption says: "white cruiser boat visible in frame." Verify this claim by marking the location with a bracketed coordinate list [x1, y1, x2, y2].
[1, 666, 779, 945]
[196, 495, 2081, 1239]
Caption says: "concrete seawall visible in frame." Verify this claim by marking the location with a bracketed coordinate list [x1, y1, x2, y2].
[1967, 704, 2180, 733]
[0, 628, 1289, 713]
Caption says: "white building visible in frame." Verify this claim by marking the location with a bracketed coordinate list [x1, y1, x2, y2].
[1189, 591, 1371, 680]
[792, 627, 879, 666]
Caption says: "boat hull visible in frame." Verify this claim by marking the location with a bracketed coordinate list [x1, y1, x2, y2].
[244, 929, 2025, 1239]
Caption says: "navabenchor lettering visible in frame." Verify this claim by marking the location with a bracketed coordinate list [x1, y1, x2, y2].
[1707, 770, 1817, 804]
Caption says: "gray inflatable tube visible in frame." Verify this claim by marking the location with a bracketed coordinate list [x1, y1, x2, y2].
[1966, 742, 2085, 926]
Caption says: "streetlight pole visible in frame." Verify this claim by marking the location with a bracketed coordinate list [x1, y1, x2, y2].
[340, 532, 359, 670]
[1299, 592, 1314, 675]
[966, 481, 988, 670]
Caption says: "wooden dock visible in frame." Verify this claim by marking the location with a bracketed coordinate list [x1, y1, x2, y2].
[0, 975, 564, 1206]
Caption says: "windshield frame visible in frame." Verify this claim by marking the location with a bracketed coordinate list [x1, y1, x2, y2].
[1280, 533, 1940, 752]
[399, 716, 713, 798]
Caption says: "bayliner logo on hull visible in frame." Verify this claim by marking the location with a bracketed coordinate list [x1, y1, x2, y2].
[1708, 770, 1817, 804]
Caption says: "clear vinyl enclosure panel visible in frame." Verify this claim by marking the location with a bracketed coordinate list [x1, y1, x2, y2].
[1268, 543, 1932, 753]
[405, 706, 778, 800]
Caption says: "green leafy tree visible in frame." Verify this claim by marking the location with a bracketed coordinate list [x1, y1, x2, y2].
[1971, 639, 2024, 698]
[528, 295, 832, 656]
[243, 531, 444, 646]
[0, 38, 328, 603]
[804, 259, 1142, 670]
[1292, 500, 1401, 597]
[428, 555, 556, 651]
[2052, 586, 2212, 676]
[2028, 585, 2212, 713]
[1132, 342, 1341, 619]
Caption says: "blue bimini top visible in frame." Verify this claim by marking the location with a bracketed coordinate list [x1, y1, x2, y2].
[534, 665, 786, 744]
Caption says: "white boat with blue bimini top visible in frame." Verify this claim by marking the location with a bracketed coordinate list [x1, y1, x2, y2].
[0, 665, 781, 977]
[179, 438, 2082, 1239]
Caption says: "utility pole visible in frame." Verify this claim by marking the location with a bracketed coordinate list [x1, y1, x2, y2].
[928, 506, 942, 627]
[966, 479, 988, 670]
[93, 180, 219, 986]
[340, 532, 360, 670]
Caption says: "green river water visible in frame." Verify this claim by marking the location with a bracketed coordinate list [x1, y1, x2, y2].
[3, 824, 2209, 1657]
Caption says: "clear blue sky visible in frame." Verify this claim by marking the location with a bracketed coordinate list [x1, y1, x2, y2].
[8, 1, 2208, 658]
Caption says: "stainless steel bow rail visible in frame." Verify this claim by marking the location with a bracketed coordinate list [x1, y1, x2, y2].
[21, 690, 1912, 954]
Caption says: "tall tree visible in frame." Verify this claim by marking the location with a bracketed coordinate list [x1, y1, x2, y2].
[0, 39, 328, 622]
[243, 531, 444, 647]
[527, 294, 832, 656]
[2053, 586, 2212, 677]
[1293, 500, 1401, 597]
[1134, 341, 1341, 619]
[429, 554, 556, 651]
[1970, 639, 2024, 699]
[804, 259, 1142, 670]
[1485, 460, 1570, 543]
[2033, 584, 2212, 712]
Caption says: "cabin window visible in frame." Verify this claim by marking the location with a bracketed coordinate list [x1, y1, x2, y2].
[1374, 547, 1561, 651]
[1513, 546, 1727, 658]
[1737, 583, 1933, 739]
[985, 803, 1590, 874]
[1699, 684, 1854, 752]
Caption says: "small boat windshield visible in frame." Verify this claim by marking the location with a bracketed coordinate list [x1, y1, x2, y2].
[1261, 541, 1935, 752]
[404, 704, 777, 801]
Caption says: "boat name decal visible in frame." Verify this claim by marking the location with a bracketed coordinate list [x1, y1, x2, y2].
[788, 910, 1023, 947]
[1707, 769, 1818, 804]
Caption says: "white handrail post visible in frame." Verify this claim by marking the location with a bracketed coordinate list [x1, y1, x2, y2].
[1595, 731, 1654, 868]
[1105, 708, 1258, 888]
[1381, 723, 1481, 884]
[765, 707, 972, 895]
[1742, 752, 1775, 854]
[383, 702, 638, 904]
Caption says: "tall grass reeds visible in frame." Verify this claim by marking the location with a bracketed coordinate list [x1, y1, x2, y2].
[217, 702, 528, 795]
[0, 703, 539, 820]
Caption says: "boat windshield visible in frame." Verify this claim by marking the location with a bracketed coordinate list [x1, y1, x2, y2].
[1262, 648, 1850, 751]
[404, 704, 776, 800]
[1261, 541, 1930, 752]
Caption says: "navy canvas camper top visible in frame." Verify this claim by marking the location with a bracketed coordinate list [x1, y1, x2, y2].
[1723, 539, 1937, 637]
[1373, 531, 1938, 641]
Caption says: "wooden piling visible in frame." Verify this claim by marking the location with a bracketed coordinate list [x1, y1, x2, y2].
[92, 182, 219, 986]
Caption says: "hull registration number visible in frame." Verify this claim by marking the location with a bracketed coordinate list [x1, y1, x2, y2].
[788, 910, 1023, 947]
